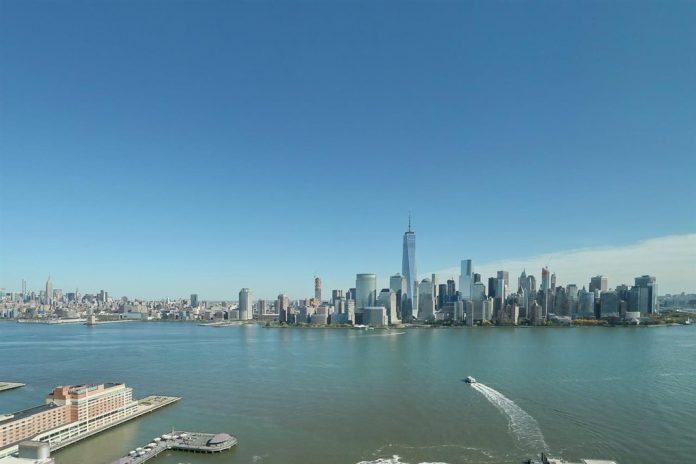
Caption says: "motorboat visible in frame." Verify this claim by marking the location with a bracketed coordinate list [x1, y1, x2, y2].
[465, 376, 477, 384]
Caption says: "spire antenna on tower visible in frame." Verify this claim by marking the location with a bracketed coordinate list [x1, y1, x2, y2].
[408, 211, 411, 232]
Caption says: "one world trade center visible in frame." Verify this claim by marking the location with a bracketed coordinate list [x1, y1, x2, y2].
[402, 216, 417, 320]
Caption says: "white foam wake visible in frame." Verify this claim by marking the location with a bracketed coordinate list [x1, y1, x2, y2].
[471, 382, 549, 452]
[356, 456, 448, 464]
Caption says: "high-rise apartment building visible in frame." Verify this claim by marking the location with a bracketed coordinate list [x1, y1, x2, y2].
[401, 217, 417, 320]
[239, 288, 252, 320]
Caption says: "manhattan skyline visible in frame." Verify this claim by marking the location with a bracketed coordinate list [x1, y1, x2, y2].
[1, 1, 695, 299]
[4, 231, 695, 300]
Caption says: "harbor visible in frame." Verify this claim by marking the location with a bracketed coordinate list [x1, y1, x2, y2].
[0, 384, 180, 460]
[111, 431, 237, 464]
[0, 383, 24, 393]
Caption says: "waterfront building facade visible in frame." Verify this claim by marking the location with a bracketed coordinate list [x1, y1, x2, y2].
[600, 291, 619, 318]
[0, 383, 137, 452]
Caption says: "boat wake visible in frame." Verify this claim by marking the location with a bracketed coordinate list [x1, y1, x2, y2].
[470, 382, 549, 452]
[363, 332, 407, 337]
[356, 456, 448, 464]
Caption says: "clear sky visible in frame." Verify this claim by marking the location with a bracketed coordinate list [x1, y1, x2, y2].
[1, 1, 694, 299]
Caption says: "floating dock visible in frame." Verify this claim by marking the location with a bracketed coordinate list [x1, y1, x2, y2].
[111, 431, 237, 463]
[0, 383, 25, 393]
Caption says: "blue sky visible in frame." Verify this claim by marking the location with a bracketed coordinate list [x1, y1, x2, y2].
[1, 1, 694, 299]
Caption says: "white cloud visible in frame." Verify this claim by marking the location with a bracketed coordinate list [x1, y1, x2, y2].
[427, 234, 696, 295]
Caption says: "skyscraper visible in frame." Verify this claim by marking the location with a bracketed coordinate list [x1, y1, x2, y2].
[190, 294, 199, 308]
[519, 269, 530, 310]
[487, 277, 497, 299]
[458, 259, 473, 300]
[541, 267, 550, 292]
[590, 275, 608, 293]
[417, 278, 435, 321]
[446, 279, 456, 302]
[634, 275, 658, 314]
[314, 277, 322, 302]
[401, 216, 417, 320]
[389, 273, 407, 319]
[437, 283, 448, 308]
[496, 271, 509, 310]
[331, 289, 344, 305]
[355, 273, 377, 310]
[277, 294, 290, 322]
[239, 288, 252, 320]
[45, 276, 53, 305]
[389, 273, 406, 295]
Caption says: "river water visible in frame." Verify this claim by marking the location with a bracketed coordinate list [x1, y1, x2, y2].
[1, 322, 694, 464]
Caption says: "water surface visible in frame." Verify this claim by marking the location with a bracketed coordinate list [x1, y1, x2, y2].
[0, 322, 694, 464]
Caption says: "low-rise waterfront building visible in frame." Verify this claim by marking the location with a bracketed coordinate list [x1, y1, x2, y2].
[0, 383, 137, 453]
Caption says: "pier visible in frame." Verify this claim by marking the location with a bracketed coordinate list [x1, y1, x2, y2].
[0, 383, 25, 393]
[44, 396, 180, 452]
[111, 431, 237, 464]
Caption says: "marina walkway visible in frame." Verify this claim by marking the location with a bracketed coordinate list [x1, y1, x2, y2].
[111, 431, 237, 463]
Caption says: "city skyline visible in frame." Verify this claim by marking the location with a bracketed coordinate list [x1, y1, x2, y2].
[4, 232, 694, 301]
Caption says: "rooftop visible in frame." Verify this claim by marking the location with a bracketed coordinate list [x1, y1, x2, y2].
[0, 404, 61, 425]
